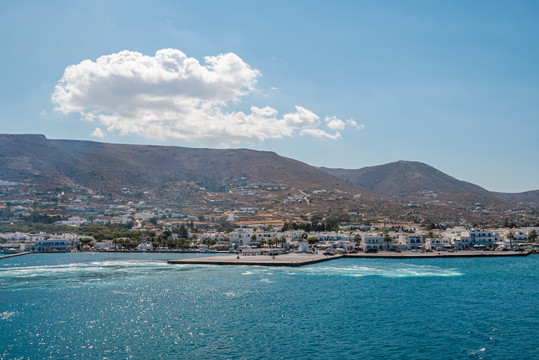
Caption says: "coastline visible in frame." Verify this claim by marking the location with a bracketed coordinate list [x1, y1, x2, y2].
[0, 252, 32, 260]
[168, 250, 532, 267]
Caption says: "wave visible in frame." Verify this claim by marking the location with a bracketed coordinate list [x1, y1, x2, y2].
[0, 259, 191, 289]
[276, 263, 462, 278]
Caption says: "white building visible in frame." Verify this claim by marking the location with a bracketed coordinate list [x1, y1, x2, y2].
[397, 235, 423, 250]
[137, 240, 153, 251]
[425, 237, 451, 250]
[94, 240, 114, 250]
[310, 232, 351, 243]
[55, 216, 88, 226]
[457, 230, 498, 249]
[508, 230, 529, 243]
[31, 239, 71, 252]
[363, 234, 384, 250]
[229, 229, 279, 246]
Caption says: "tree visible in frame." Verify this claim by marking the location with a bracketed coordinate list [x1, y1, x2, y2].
[202, 237, 216, 247]
[506, 232, 515, 249]
[383, 233, 392, 251]
[279, 235, 286, 248]
[80, 237, 94, 247]
[307, 237, 319, 245]
[179, 225, 189, 239]
[354, 234, 362, 248]
[528, 230, 537, 243]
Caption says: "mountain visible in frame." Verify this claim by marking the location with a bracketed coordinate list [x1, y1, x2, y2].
[494, 190, 539, 205]
[320, 161, 489, 197]
[320, 160, 539, 207]
[1, 135, 537, 225]
[0, 134, 366, 193]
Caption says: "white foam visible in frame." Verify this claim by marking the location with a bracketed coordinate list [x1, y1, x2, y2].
[0, 311, 17, 320]
[279, 263, 462, 278]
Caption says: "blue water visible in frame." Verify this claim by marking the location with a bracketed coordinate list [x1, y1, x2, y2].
[1, 253, 538, 359]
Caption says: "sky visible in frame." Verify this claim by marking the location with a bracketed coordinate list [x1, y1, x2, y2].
[1, 0, 538, 193]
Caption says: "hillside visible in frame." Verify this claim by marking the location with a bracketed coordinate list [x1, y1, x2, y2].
[320, 161, 539, 208]
[321, 161, 490, 196]
[494, 190, 539, 205]
[1, 135, 537, 225]
[0, 134, 362, 194]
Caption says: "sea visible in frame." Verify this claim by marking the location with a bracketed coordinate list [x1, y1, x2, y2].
[1, 253, 537, 360]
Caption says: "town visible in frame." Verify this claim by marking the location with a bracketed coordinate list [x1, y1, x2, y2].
[1, 220, 537, 254]
[1, 179, 538, 256]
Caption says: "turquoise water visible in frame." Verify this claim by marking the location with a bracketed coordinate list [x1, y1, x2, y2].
[1, 253, 538, 360]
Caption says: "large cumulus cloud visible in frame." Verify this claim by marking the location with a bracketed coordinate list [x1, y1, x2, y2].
[52, 49, 361, 144]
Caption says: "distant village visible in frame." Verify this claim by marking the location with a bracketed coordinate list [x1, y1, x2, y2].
[1, 222, 537, 254]
[1, 182, 538, 254]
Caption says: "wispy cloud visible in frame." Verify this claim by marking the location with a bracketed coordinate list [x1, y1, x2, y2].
[300, 128, 341, 140]
[91, 127, 105, 138]
[52, 49, 360, 145]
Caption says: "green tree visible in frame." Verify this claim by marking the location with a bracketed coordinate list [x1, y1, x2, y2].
[307, 237, 319, 245]
[528, 230, 537, 243]
[383, 233, 392, 251]
[279, 235, 286, 248]
[202, 237, 216, 247]
[80, 237, 94, 247]
[178, 225, 189, 239]
[354, 234, 362, 248]
[506, 232, 515, 249]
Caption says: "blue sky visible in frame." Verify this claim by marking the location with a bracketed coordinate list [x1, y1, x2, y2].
[1, 1, 538, 192]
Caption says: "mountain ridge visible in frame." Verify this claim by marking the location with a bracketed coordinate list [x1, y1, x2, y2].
[320, 160, 539, 205]
[1, 134, 537, 225]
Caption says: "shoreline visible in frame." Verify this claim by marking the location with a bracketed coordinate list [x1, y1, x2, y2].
[0, 252, 32, 260]
[168, 250, 532, 267]
[343, 250, 532, 259]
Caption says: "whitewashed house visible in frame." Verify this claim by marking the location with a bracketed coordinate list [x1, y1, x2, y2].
[31, 239, 71, 252]
[363, 234, 384, 250]
[456, 230, 498, 249]
[425, 237, 451, 250]
[397, 235, 423, 250]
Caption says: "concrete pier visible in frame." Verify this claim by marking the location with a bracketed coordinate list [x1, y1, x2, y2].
[168, 250, 532, 267]
[0, 252, 32, 260]
[168, 253, 342, 267]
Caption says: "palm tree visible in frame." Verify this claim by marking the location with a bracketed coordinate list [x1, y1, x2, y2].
[506, 232, 515, 249]
[383, 233, 392, 251]
[528, 230, 537, 243]
[279, 235, 286, 248]
[354, 234, 362, 249]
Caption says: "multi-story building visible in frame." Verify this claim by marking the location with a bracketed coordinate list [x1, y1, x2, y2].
[456, 230, 498, 249]
[397, 235, 423, 250]
[362, 234, 384, 250]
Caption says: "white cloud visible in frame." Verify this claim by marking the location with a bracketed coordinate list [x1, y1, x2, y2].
[325, 116, 346, 131]
[91, 127, 105, 138]
[346, 119, 365, 130]
[300, 128, 341, 140]
[52, 49, 360, 145]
